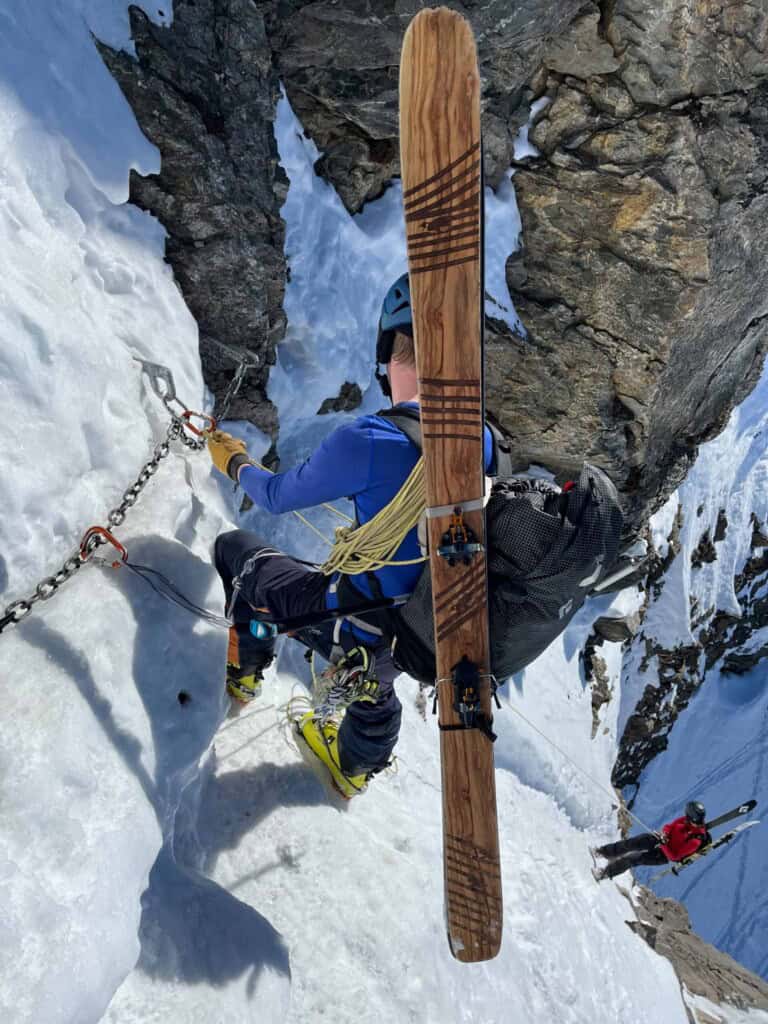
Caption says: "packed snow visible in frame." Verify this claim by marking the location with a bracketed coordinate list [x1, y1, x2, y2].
[0, 3, 763, 1024]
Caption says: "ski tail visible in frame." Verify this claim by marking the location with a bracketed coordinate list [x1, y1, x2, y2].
[705, 798, 757, 831]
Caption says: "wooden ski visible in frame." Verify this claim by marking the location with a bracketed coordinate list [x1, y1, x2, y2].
[399, 8, 502, 962]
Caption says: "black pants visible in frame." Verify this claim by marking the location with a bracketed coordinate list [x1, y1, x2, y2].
[596, 833, 668, 878]
[214, 530, 402, 775]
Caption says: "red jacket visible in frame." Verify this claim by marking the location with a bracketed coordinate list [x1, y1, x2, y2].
[660, 816, 707, 861]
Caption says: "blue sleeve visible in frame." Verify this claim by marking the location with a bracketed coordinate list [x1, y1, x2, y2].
[238, 422, 373, 514]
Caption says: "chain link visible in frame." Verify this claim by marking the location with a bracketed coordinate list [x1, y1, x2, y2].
[0, 552, 84, 629]
[215, 358, 250, 422]
[1, 369, 212, 635]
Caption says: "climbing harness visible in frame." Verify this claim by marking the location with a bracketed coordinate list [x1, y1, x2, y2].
[2, 357, 441, 645]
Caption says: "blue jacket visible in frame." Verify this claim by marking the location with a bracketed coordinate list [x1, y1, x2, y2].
[238, 402, 493, 605]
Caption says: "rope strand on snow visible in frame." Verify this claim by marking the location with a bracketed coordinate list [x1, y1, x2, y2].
[507, 701, 657, 835]
[117, 561, 232, 629]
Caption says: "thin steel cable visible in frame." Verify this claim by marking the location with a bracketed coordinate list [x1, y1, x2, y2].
[508, 701, 657, 835]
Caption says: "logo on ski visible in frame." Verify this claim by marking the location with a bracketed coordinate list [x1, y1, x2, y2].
[403, 141, 481, 275]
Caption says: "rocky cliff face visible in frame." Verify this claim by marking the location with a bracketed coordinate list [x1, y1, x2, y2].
[99, 2, 287, 434]
[498, 1, 768, 532]
[632, 887, 768, 1018]
[611, 509, 768, 793]
[101, 2, 767, 528]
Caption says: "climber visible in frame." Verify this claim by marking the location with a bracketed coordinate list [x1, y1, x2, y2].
[591, 801, 712, 881]
[208, 272, 495, 798]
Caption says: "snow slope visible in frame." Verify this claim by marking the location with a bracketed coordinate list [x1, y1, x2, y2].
[0, 4, 747, 1023]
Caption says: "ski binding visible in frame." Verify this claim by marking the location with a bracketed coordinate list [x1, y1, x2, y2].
[437, 508, 484, 565]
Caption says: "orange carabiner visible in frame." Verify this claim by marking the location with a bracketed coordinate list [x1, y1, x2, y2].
[181, 410, 217, 437]
[80, 526, 128, 568]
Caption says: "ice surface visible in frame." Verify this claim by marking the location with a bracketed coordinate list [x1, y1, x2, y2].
[513, 96, 551, 160]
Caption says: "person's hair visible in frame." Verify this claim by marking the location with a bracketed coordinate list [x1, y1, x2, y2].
[391, 330, 415, 367]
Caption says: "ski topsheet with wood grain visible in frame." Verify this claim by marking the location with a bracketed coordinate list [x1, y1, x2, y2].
[399, 7, 502, 962]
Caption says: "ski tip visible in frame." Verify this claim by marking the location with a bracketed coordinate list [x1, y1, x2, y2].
[401, 5, 476, 58]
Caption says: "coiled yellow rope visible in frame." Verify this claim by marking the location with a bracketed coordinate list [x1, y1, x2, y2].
[319, 457, 427, 575]
[250, 455, 426, 575]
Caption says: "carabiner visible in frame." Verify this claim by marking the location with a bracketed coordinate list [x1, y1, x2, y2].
[80, 526, 128, 568]
[181, 410, 217, 437]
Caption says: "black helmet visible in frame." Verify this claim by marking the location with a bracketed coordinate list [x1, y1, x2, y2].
[685, 801, 706, 824]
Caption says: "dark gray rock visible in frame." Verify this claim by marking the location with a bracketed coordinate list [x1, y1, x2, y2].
[714, 509, 728, 544]
[691, 530, 717, 569]
[614, 547, 768, 790]
[593, 614, 640, 643]
[586, 648, 612, 739]
[612, 638, 703, 789]
[317, 381, 363, 415]
[267, 0, 586, 208]
[751, 513, 768, 549]
[98, 1, 288, 436]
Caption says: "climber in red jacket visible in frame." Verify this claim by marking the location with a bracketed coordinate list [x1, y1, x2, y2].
[591, 801, 711, 881]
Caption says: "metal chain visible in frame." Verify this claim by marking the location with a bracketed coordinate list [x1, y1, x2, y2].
[215, 358, 249, 422]
[1, 368, 210, 635]
[101, 417, 209, 533]
[0, 552, 85, 631]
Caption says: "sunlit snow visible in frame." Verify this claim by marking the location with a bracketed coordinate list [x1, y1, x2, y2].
[1, 3, 762, 1024]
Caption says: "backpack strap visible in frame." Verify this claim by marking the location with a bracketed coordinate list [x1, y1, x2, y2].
[377, 405, 423, 450]
[378, 404, 513, 478]
[486, 420, 514, 479]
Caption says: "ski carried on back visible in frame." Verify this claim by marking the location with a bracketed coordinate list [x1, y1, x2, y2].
[399, 8, 502, 962]
[650, 820, 760, 881]
[705, 799, 757, 831]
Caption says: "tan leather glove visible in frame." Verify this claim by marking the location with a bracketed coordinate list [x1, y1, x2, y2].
[207, 430, 247, 478]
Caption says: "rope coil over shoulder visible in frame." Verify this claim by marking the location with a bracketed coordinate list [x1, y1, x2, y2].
[319, 458, 427, 576]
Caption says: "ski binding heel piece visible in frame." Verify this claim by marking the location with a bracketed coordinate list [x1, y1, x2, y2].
[437, 508, 484, 566]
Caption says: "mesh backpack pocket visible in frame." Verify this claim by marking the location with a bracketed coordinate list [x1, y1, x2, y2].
[389, 464, 623, 683]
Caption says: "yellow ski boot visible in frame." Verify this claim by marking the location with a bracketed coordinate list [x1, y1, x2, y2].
[226, 625, 273, 706]
[294, 713, 370, 800]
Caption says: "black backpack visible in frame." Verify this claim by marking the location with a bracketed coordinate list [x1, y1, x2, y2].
[372, 406, 625, 684]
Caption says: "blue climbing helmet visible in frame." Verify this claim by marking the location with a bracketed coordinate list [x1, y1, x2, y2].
[376, 273, 412, 398]
[376, 273, 412, 366]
